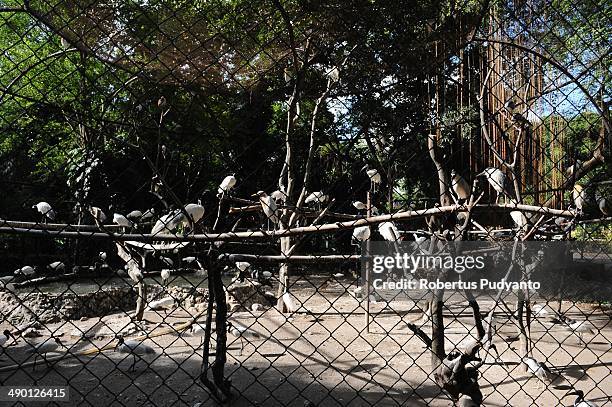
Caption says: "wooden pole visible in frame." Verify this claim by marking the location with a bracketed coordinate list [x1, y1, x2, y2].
[0, 204, 575, 242]
[365, 190, 372, 333]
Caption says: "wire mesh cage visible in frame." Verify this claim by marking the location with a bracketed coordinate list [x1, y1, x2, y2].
[0, 0, 610, 406]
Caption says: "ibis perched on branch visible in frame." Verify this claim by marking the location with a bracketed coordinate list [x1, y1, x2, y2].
[218, 174, 237, 197]
[378, 222, 400, 242]
[47, 261, 65, 273]
[477, 168, 508, 204]
[271, 188, 287, 203]
[113, 213, 135, 230]
[88, 206, 107, 224]
[362, 164, 382, 193]
[14, 265, 35, 276]
[33, 201, 55, 223]
[126, 210, 143, 220]
[352, 225, 371, 242]
[353, 201, 367, 211]
[572, 184, 586, 215]
[253, 191, 279, 228]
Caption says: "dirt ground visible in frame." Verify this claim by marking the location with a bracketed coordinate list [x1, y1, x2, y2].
[0, 276, 610, 407]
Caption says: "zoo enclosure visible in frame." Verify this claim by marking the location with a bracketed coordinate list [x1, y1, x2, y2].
[0, 0, 610, 406]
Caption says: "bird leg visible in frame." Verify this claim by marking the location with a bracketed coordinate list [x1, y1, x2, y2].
[130, 354, 137, 372]
[239, 337, 244, 356]
[32, 355, 38, 371]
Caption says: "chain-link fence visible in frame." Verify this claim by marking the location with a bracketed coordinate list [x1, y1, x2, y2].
[0, 0, 610, 406]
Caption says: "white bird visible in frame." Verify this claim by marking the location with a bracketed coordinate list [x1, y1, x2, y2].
[160, 269, 171, 286]
[363, 165, 382, 185]
[236, 262, 250, 272]
[262, 271, 272, 278]
[88, 206, 107, 224]
[99, 251, 107, 262]
[457, 395, 478, 407]
[0, 330, 15, 350]
[450, 170, 471, 202]
[565, 389, 599, 407]
[565, 159, 583, 178]
[254, 191, 279, 227]
[271, 188, 287, 203]
[126, 260, 144, 283]
[126, 210, 143, 220]
[182, 256, 196, 263]
[351, 286, 364, 299]
[151, 210, 185, 235]
[305, 191, 328, 205]
[114, 337, 156, 371]
[218, 175, 237, 196]
[560, 316, 597, 344]
[595, 189, 610, 216]
[146, 296, 174, 311]
[352, 225, 371, 242]
[140, 208, 156, 220]
[113, 213, 134, 229]
[282, 291, 301, 313]
[573, 184, 586, 215]
[14, 265, 35, 276]
[160, 257, 174, 267]
[378, 222, 400, 241]
[353, 201, 367, 210]
[47, 261, 65, 273]
[25, 337, 63, 370]
[522, 356, 554, 387]
[532, 304, 548, 317]
[477, 167, 507, 203]
[412, 233, 429, 253]
[32, 202, 55, 222]
[333, 273, 344, 278]
[183, 203, 205, 226]
[228, 321, 259, 351]
[510, 211, 529, 234]
[188, 323, 209, 347]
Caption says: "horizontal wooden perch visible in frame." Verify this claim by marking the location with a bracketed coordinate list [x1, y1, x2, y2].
[0, 203, 575, 242]
[220, 254, 360, 263]
[228, 204, 362, 220]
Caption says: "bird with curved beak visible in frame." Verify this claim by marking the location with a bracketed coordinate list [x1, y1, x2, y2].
[476, 167, 508, 204]
[522, 356, 554, 388]
[573, 184, 586, 215]
[362, 164, 382, 193]
[0, 329, 17, 353]
[114, 336, 156, 372]
[253, 191, 279, 229]
[33, 201, 56, 223]
[218, 174, 237, 197]
[25, 336, 63, 371]
[564, 389, 599, 407]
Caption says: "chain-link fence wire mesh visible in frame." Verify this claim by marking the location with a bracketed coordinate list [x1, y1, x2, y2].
[0, 0, 610, 405]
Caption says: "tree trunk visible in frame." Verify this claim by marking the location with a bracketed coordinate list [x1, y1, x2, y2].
[431, 285, 446, 366]
[276, 236, 291, 312]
